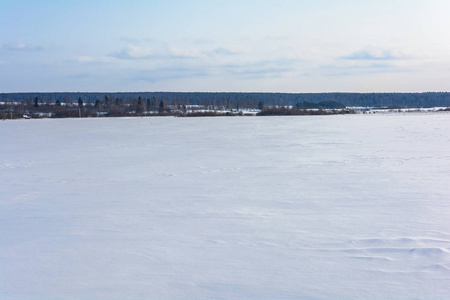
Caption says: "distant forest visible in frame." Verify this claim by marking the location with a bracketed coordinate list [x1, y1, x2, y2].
[2, 92, 450, 107]
[1, 92, 449, 119]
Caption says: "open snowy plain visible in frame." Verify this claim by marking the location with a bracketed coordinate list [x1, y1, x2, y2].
[1, 113, 450, 299]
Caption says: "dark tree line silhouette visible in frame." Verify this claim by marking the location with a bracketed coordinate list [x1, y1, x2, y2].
[3, 91, 450, 106]
[1, 92, 449, 119]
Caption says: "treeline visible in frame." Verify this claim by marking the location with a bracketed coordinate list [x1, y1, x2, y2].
[1, 95, 353, 119]
[257, 100, 353, 116]
[295, 101, 346, 109]
[0, 95, 196, 119]
[257, 107, 354, 116]
[2, 92, 449, 119]
[2, 92, 450, 108]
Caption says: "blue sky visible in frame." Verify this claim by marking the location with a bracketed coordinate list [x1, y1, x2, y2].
[1, 0, 449, 92]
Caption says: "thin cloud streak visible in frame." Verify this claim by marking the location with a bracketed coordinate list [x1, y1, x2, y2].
[71, 56, 117, 64]
[111, 45, 202, 60]
[210, 48, 240, 55]
[111, 44, 248, 60]
[75, 57, 301, 84]
[2, 42, 48, 51]
[129, 68, 210, 83]
[341, 49, 408, 61]
[319, 61, 414, 77]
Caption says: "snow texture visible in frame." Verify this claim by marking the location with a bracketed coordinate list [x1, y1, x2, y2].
[1, 114, 450, 299]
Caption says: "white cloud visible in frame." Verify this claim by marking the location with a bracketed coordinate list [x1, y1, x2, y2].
[113, 45, 158, 59]
[72, 56, 116, 64]
[2, 42, 48, 51]
[76, 56, 96, 63]
[209, 45, 249, 56]
[112, 45, 200, 59]
[212, 48, 237, 55]
[166, 46, 201, 59]
[112, 43, 249, 60]
[341, 49, 408, 61]
[4, 42, 27, 50]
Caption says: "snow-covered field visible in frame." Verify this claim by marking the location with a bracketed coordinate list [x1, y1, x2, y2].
[1, 114, 450, 299]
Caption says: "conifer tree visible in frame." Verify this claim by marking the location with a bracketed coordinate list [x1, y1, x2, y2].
[159, 100, 164, 114]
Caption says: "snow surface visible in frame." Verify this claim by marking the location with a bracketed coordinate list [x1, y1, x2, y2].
[1, 114, 450, 299]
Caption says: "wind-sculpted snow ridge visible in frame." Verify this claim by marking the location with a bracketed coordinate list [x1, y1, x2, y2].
[1, 114, 449, 299]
